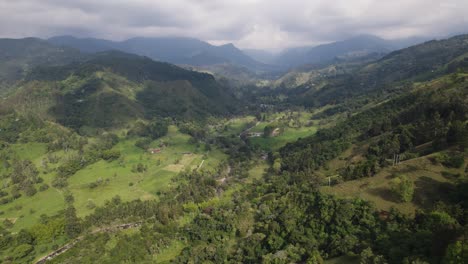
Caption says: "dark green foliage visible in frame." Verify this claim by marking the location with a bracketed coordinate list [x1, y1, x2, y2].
[280, 135, 350, 172]
[131, 163, 147, 173]
[341, 159, 379, 180]
[10, 244, 34, 260]
[134, 137, 152, 150]
[178, 121, 208, 140]
[137, 80, 232, 119]
[263, 124, 275, 138]
[0, 114, 32, 143]
[447, 120, 468, 148]
[64, 206, 81, 238]
[128, 119, 168, 140]
[39, 184, 49, 192]
[101, 149, 121, 161]
[438, 152, 465, 168]
[51, 77, 143, 129]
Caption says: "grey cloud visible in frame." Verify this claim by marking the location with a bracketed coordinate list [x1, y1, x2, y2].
[0, 0, 467, 50]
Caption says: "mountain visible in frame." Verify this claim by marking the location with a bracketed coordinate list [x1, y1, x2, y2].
[0, 38, 84, 94]
[4, 51, 237, 129]
[275, 35, 394, 68]
[48, 36, 265, 70]
[284, 34, 468, 106]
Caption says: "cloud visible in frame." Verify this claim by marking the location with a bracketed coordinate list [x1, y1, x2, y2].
[0, 0, 467, 50]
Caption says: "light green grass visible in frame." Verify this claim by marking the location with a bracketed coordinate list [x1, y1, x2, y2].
[2, 125, 228, 229]
[322, 154, 466, 215]
[247, 162, 268, 183]
[249, 125, 318, 151]
[68, 125, 227, 217]
[222, 116, 256, 135]
[0, 143, 67, 231]
[154, 240, 186, 263]
[0, 186, 65, 232]
[10, 142, 47, 163]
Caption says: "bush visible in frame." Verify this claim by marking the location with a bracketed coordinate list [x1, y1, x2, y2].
[52, 176, 68, 188]
[88, 182, 99, 189]
[11, 244, 34, 260]
[390, 175, 414, 202]
[86, 200, 96, 209]
[39, 184, 49, 191]
[134, 138, 152, 150]
[0, 190, 8, 198]
[441, 152, 465, 168]
[101, 149, 121, 161]
[0, 197, 12, 205]
[24, 185, 37, 197]
[3, 218, 14, 228]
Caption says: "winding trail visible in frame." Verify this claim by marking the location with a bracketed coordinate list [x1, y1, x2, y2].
[35, 222, 142, 264]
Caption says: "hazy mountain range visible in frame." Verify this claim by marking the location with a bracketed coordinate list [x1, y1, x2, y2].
[48, 35, 433, 71]
[48, 36, 265, 71]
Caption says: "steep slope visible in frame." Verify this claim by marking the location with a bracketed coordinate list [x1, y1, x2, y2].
[5, 51, 237, 129]
[0, 38, 84, 94]
[48, 36, 264, 70]
[288, 34, 468, 106]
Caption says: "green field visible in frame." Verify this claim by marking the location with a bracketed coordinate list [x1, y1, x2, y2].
[0, 125, 228, 230]
[249, 125, 319, 150]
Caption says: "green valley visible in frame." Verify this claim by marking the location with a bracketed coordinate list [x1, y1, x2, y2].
[0, 31, 467, 264]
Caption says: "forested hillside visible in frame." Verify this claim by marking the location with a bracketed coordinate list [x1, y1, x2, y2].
[1, 50, 237, 131]
[286, 34, 468, 107]
[0, 38, 84, 95]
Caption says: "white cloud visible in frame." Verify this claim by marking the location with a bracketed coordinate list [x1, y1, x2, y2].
[0, 0, 467, 50]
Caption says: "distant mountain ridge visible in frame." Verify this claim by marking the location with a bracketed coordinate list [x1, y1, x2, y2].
[286, 34, 468, 106]
[48, 36, 266, 71]
[270, 35, 432, 68]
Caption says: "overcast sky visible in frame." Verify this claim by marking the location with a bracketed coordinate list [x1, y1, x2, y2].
[0, 0, 467, 50]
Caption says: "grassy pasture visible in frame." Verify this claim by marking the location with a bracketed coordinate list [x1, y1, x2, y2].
[322, 153, 466, 215]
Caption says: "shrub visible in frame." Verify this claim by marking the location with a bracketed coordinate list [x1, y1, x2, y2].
[102, 149, 121, 161]
[441, 152, 465, 168]
[86, 200, 96, 209]
[390, 175, 414, 202]
[11, 244, 34, 260]
[134, 137, 152, 150]
[39, 184, 49, 191]
[24, 185, 37, 197]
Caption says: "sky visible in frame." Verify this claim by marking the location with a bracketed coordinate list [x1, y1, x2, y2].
[0, 0, 467, 50]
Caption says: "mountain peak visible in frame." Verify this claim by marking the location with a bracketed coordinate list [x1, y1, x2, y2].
[46, 36, 263, 69]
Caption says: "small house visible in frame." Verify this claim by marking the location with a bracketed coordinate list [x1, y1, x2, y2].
[148, 148, 161, 154]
